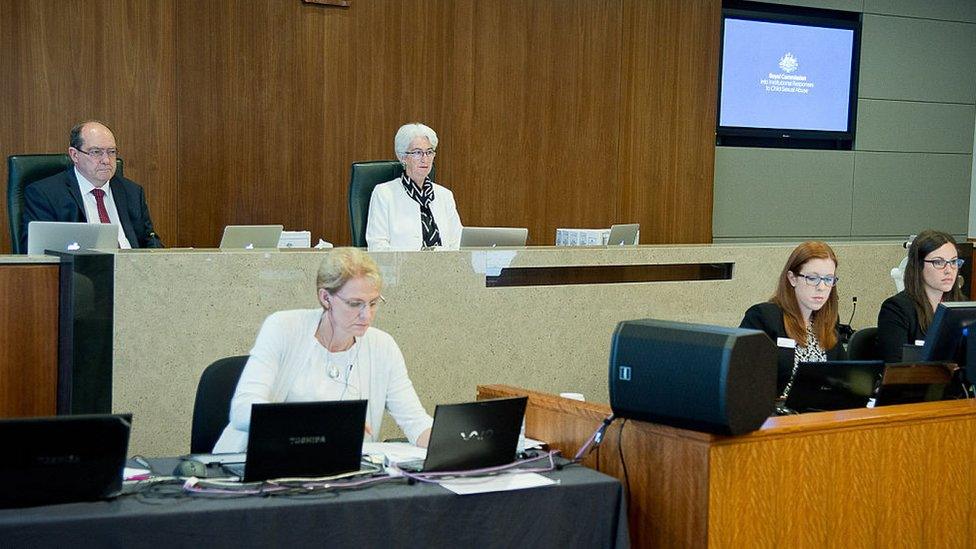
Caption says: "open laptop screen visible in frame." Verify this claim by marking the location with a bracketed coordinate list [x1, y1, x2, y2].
[27, 221, 118, 255]
[239, 400, 367, 482]
[0, 413, 131, 508]
[421, 396, 527, 472]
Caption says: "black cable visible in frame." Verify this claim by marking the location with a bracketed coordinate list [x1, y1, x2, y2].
[617, 419, 631, 515]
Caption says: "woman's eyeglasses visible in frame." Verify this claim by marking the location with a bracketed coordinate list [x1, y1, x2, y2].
[923, 257, 965, 270]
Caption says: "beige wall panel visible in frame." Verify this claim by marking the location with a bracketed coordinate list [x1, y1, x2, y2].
[864, 0, 976, 22]
[856, 99, 976, 154]
[713, 148, 854, 239]
[852, 152, 971, 237]
[859, 15, 976, 103]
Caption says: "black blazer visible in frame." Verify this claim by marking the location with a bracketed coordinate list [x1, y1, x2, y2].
[740, 302, 845, 395]
[21, 168, 163, 252]
[876, 290, 925, 363]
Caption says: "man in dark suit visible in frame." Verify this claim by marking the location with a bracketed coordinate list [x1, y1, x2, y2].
[21, 120, 163, 252]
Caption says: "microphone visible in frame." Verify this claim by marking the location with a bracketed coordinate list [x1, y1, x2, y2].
[838, 296, 857, 343]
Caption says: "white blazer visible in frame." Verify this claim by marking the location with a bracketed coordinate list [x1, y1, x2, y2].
[365, 178, 462, 251]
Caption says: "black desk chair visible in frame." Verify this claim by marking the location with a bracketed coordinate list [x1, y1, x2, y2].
[191, 355, 248, 454]
[848, 326, 881, 361]
[347, 161, 435, 247]
[7, 154, 123, 253]
[348, 161, 403, 248]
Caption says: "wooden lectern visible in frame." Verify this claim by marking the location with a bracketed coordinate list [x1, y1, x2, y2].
[478, 384, 976, 548]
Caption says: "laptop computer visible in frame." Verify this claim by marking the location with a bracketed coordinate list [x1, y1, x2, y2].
[0, 413, 131, 508]
[459, 227, 528, 248]
[784, 360, 884, 413]
[606, 223, 639, 246]
[407, 396, 527, 473]
[219, 225, 284, 249]
[226, 400, 367, 482]
[27, 221, 119, 255]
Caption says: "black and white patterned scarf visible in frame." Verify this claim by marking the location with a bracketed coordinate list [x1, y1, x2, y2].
[400, 173, 442, 248]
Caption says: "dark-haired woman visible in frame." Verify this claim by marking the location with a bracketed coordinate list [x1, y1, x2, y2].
[740, 241, 846, 401]
[877, 229, 964, 363]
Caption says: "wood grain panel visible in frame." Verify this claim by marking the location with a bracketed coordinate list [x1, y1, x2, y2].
[0, 265, 60, 417]
[0, 0, 178, 252]
[616, 0, 721, 243]
[480, 384, 976, 549]
[1, 0, 718, 252]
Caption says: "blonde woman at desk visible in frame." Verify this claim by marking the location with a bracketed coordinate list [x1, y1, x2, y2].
[213, 248, 432, 453]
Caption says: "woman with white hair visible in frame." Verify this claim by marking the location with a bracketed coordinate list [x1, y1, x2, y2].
[213, 248, 433, 453]
[365, 123, 463, 251]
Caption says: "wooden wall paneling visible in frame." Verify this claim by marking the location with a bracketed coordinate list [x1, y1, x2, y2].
[176, 0, 320, 247]
[465, 1, 624, 245]
[3, 0, 719, 250]
[616, 0, 720, 243]
[0, 265, 60, 417]
[0, 0, 178, 253]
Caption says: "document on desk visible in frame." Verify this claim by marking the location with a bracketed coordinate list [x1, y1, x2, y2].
[439, 472, 555, 496]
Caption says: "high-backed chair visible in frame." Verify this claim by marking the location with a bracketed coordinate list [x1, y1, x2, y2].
[347, 161, 436, 247]
[847, 326, 881, 361]
[190, 355, 248, 453]
[348, 161, 403, 248]
[7, 154, 123, 254]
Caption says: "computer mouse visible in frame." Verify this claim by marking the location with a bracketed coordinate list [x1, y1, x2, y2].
[174, 459, 209, 478]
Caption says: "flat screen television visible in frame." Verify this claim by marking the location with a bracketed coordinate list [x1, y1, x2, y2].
[716, 1, 861, 150]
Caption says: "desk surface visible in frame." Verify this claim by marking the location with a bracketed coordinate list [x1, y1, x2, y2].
[0, 459, 628, 549]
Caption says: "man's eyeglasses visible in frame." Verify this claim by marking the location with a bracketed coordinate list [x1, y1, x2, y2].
[334, 294, 385, 313]
[923, 257, 965, 270]
[75, 147, 118, 160]
[404, 149, 436, 160]
[793, 272, 839, 287]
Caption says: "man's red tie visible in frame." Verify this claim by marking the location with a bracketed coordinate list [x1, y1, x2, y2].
[91, 188, 111, 223]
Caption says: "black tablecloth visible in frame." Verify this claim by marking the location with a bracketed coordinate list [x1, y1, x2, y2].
[0, 459, 628, 548]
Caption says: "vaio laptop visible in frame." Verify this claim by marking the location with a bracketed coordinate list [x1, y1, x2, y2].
[0, 413, 131, 508]
[407, 396, 527, 473]
[785, 360, 884, 413]
[27, 221, 119, 255]
[226, 400, 367, 482]
[219, 225, 284, 249]
[460, 227, 528, 248]
[606, 223, 639, 246]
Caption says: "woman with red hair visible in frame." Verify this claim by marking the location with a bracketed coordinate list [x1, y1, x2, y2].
[740, 241, 845, 402]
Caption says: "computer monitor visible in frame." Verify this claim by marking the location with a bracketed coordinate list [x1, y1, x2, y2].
[921, 302, 976, 386]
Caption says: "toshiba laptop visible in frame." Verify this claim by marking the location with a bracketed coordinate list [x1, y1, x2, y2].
[27, 221, 119, 255]
[784, 361, 884, 413]
[405, 396, 527, 473]
[219, 225, 284, 250]
[606, 223, 639, 246]
[460, 227, 528, 248]
[0, 413, 131, 508]
[225, 400, 367, 482]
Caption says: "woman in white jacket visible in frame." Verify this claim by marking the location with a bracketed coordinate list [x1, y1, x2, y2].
[213, 248, 432, 453]
[366, 123, 463, 251]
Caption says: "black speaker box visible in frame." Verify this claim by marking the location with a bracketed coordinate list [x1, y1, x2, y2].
[609, 319, 777, 435]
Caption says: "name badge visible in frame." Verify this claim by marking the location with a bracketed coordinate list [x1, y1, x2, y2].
[776, 337, 796, 349]
[914, 340, 925, 347]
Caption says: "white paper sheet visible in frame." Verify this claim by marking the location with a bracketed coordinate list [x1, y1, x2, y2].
[438, 472, 556, 496]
